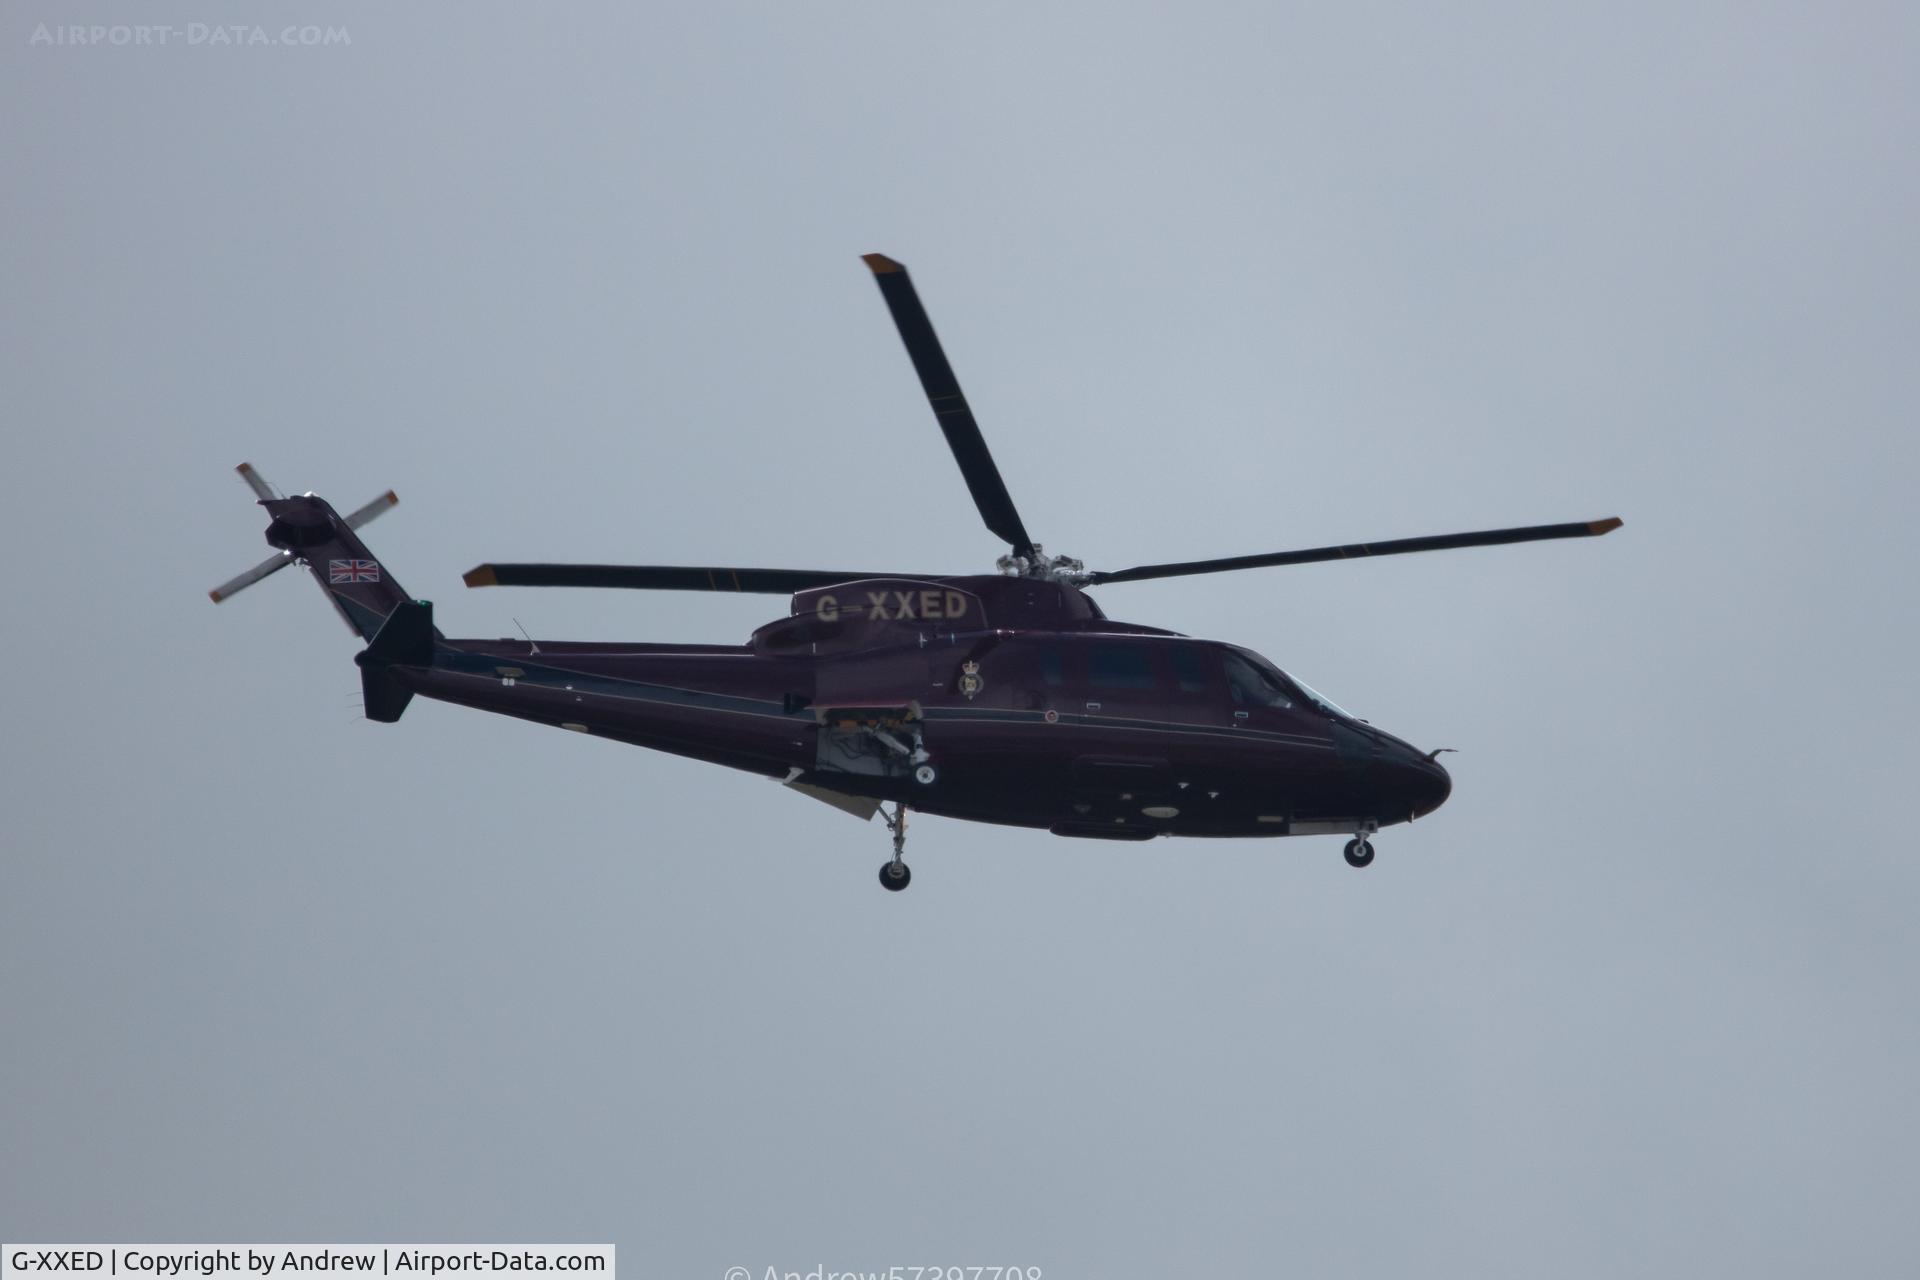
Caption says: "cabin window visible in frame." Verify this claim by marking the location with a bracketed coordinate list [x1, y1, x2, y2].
[1089, 644, 1156, 690]
[1038, 649, 1066, 688]
[1170, 646, 1209, 693]
[1223, 653, 1293, 709]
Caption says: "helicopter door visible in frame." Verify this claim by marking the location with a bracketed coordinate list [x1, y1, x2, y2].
[1062, 640, 1176, 831]
[1171, 647, 1297, 798]
[1077, 640, 1169, 730]
[1165, 643, 1241, 795]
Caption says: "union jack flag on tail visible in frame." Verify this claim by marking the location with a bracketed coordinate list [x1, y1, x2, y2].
[329, 559, 381, 583]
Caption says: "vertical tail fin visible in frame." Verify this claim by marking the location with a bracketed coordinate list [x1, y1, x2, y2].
[209, 463, 401, 616]
[259, 493, 421, 640]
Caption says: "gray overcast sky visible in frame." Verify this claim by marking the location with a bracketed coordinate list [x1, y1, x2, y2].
[4, 2, 1917, 1275]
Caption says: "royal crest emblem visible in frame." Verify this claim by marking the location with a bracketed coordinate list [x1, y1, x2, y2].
[958, 660, 984, 700]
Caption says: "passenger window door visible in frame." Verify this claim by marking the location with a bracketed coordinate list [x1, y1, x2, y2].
[1082, 640, 1169, 726]
[985, 641, 1069, 713]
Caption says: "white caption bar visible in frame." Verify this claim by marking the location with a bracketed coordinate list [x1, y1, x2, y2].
[3, 1248, 614, 1280]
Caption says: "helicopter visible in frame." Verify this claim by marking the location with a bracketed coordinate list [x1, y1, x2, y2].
[213, 253, 1620, 891]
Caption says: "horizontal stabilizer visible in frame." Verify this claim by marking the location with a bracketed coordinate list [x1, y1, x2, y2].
[359, 666, 414, 723]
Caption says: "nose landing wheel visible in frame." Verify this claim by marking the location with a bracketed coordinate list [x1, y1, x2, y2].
[1344, 837, 1375, 869]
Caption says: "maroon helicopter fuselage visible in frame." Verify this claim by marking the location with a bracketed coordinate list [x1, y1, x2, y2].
[387, 567, 1450, 841]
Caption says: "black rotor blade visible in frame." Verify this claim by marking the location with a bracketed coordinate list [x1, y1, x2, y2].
[463, 564, 892, 593]
[1085, 518, 1624, 586]
[863, 253, 1037, 561]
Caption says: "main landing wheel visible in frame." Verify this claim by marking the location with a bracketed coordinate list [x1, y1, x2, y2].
[880, 801, 912, 891]
[1344, 838, 1375, 869]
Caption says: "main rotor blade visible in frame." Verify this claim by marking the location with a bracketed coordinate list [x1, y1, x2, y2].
[1086, 518, 1624, 585]
[863, 253, 1037, 561]
[463, 564, 893, 594]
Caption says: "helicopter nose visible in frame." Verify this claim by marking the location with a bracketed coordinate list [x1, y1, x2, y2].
[1386, 743, 1452, 820]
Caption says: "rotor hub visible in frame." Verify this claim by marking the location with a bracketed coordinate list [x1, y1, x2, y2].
[996, 545, 1087, 583]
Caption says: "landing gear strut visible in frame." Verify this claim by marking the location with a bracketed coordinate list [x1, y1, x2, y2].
[879, 802, 912, 891]
[1344, 837, 1375, 869]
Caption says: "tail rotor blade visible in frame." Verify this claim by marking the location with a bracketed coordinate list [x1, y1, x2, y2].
[209, 552, 293, 603]
[235, 462, 278, 501]
[343, 490, 399, 530]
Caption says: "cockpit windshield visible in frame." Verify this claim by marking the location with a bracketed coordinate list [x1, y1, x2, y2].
[1285, 670, 1355, 719]
[1229, 647, 1355, 719]
[1223, 651, 1292, 709]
